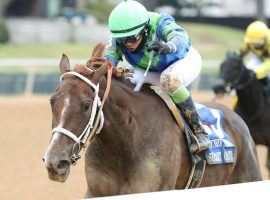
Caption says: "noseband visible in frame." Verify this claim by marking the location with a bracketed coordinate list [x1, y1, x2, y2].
[52, 67, 112, 165]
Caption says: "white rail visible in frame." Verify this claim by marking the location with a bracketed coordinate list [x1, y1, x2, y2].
[0, 58, 221, 68]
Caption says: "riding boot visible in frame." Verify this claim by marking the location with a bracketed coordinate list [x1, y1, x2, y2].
[169, 85, 210, 153]
[176, 96, 211, 153]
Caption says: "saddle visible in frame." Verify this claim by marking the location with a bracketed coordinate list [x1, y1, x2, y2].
[150, 86, 237, 188]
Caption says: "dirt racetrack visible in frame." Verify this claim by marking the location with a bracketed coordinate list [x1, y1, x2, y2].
[0, 92, 268, 200]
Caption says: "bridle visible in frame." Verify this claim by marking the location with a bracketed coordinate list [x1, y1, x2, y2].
[51, 65, 112, 165]
[231, 64, 255, 90]
[223, 58, 263, 123]
[221, 54, 255, 90]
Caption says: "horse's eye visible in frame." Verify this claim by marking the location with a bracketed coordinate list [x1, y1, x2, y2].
[81, 102, 91, 112]
[50, 99, 56, 111]
[50, 99, 55, 105]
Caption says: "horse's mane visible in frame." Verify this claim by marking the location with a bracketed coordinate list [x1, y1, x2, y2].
[72, 42, 152, 93]
[73, 43, 107, 76]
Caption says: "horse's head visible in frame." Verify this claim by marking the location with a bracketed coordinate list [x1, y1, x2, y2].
[43, 43, 111, 182]
[219, 51, 244, 87]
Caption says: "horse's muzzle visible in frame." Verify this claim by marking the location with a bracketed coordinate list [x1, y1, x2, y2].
[43, 151, 71, 182]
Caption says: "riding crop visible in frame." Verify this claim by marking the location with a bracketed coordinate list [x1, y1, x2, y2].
[134, 34, 156, 92]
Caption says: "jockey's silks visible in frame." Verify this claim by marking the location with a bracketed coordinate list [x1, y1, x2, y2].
[240, 31, 270, 79]
[105, 12, 191, 71]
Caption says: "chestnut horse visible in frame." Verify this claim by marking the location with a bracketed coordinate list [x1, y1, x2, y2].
[213, 52, 270, 175]
[43, 44, 261, 198]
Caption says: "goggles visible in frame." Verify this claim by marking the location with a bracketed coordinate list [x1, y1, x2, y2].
[249, 40, 266, 49]
[116, 31, 144, 44]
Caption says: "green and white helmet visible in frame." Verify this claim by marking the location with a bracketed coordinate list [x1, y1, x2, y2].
[108, 0, 149, 38]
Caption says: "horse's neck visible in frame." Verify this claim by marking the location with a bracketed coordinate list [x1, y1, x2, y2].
[92, 77, 190, 180]
[95, 78, 139, 154]
[235, 68, 264, 119]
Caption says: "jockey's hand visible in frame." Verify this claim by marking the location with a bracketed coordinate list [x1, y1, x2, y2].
[112, 67, 134, 78]
[123, 68, 134, 78]
[238, 50, 246, 59]
[146, 41, 170, 55]
[112, 67, 124, 78]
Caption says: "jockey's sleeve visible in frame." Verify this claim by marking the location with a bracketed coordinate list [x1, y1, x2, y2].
[157, 13, 190, 55]
[105, 37, 123, 67]
[255, 58, 270, 79]
[253, 41, 270, 79]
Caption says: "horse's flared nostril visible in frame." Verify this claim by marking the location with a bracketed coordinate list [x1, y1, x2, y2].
[45, 150, 70, 175]
[57, 160, 70, 171]
[42, 157, 45, 162]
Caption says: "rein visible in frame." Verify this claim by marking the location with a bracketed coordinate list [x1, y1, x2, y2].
[52, 65, 112, 165]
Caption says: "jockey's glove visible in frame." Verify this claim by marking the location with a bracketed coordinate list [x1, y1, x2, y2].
[146, 41, 171, 56]
[112, 67, 134, 78]
[113, 67, 124, 78]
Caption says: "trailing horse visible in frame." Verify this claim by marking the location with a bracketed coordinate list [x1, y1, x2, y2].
[43, 44, 261, 198]
[213, 51, 270, 175]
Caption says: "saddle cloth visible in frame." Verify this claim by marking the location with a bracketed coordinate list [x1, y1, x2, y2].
[195, 103, 237, 165]
[150, 86, 236, 165]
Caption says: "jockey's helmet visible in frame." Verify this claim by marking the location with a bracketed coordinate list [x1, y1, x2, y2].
[244, 21, 269, 46]
[108, 0, 149, 38]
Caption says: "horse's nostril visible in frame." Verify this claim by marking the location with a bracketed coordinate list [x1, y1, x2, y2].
[57, 160, 70, 170]
[42, 157, 45, 162]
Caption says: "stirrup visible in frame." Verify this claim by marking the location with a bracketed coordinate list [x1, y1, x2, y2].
[189, 134, 210, 154]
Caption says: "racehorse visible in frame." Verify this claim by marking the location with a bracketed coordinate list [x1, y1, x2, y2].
[43, 44, 261, 198]
[213, 51, 270, 176]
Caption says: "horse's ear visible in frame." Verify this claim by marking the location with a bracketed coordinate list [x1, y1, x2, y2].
[59, 54, 70, 74]
[91, 43, 105, 58]
[92, 61, 112, 83]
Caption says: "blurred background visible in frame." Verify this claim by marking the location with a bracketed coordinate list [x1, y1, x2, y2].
[0, 0, 269, 199]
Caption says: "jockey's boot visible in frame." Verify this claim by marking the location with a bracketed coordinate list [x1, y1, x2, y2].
[169, 85, 211, 153]
[177, 96, 211, 153]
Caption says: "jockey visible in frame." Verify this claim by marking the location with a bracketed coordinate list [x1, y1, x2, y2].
[105, 0, 210, 154]
[213, 21, 270, 102]
[240, 21, 270, 82]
